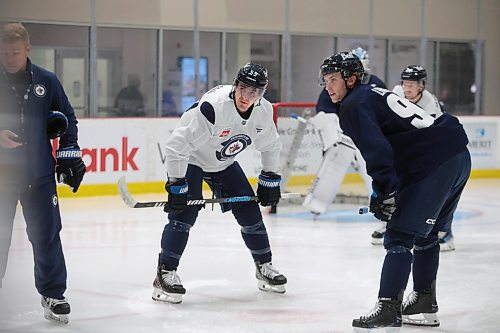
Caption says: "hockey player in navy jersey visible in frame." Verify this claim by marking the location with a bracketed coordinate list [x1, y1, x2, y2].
[303, 47, 385, 218]
[153, 62, 287, 304]
[393, 65, 455, 252]
[318, 52, 470, 330]
[0, 23, 86, 324]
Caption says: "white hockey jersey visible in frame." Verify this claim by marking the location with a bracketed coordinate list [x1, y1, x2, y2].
[165, 85, 281, 178]
[392, 85, 443, 118]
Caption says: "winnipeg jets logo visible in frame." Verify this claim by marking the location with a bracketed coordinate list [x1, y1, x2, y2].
[34, 84, 46, 97]
[215, 134, 252, 161]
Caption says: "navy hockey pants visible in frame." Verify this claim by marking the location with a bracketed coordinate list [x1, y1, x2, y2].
[379, 149, 471, 299]
[160, 162, 272, 270]
[0, 179, 67, 299]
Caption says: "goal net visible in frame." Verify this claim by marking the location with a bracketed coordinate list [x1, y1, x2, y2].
[273, 102, 370, 207]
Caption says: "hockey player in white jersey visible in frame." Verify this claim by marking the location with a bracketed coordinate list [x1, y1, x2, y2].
[371, 65, 455, 251]
[153, 63, 287, 304]
[303, 47, 385, 217]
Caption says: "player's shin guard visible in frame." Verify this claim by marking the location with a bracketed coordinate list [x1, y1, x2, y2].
[402, 280, 440, 327]
[352, 292, 403, 333]
[255, 261, 287, 294]
[41, 296, 70, 324]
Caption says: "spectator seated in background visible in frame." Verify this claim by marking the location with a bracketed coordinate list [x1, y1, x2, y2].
[115, 74, 145, 117]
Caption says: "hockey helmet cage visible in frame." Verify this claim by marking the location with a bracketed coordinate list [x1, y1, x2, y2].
[351, 47, 370, 71]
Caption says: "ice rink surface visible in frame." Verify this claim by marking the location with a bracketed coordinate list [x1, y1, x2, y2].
[0, 179, 499, 333]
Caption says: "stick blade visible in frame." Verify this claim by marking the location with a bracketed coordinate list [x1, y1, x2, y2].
[117, 176, 138, 208]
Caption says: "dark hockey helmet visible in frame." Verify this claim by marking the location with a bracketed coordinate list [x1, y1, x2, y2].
[235, 62, 268, 90]
[319, 51, 364, 85]
[401, 65, 427, 83]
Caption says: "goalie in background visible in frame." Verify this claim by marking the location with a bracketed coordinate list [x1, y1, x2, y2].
[152, 62, 287, 305]
[393, 65, 455, 252]
[0, 23, 86, 324]
[303, 47, 386, 220]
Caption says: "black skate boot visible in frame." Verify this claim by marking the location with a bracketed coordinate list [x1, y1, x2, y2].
[41, 296, 70, 324]
[152, 261, 186, 304]
[255, 261, 287, 294]
[402, 280, 440, 327]
[371, 223, 386, 245]
[352, 296, 402, 333]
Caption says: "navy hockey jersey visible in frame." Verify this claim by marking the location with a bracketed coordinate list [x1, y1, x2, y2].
[337, 84, 469, 194]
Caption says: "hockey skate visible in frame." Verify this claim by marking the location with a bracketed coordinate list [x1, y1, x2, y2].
[41, 296, 70, 324]
[152, 263, 186, 304]
[255, 261, 287, 294]
[402, 281, 440, 327]
[371, 223, 387, 245]
[438, 231, 455, 252]
[352, 297, 402, 333]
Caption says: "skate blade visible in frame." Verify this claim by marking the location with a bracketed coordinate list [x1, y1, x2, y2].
[403, 313, 440, 327]
[257, 281, 286, 294]
[353, 327, 401, 333]
[43, 309, 69, 324]
[152, 287, 183, 304]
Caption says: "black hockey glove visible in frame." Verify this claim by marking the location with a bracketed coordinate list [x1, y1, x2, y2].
[369, 190, 396, 222]
[164, 178, 189, 213]
[56, 146, 86, 193]
[47, 110, 68, 139]
[257, 171, 281, 207]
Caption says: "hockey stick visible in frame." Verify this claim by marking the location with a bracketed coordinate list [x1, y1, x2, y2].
[117, 176, 300, 208]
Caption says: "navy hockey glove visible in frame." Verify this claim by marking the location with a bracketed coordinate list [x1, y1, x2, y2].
[257, 171, 281, 207]
[164, 178, 189, 213]
[47, 110, 68, 139]
[56, 146, 86, 193]
[369, 191, 396, 222]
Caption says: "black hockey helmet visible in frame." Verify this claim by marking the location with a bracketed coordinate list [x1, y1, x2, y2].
[401, 65, 427, 84]
[235, 62, 268, 90]
[320, 51, 364, 85]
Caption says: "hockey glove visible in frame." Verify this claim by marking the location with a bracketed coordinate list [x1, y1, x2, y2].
[56, 146, 86, 193]
[164, 178, 189, 213]
[257, 171, 281, 207]
[369, 190, 396, 222]
[47, 110, 68, 139]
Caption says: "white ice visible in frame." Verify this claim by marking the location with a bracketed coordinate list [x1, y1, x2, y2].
[0, 179, 499, 333]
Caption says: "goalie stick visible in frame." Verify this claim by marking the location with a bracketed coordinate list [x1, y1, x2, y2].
[117, 176, 300, 208]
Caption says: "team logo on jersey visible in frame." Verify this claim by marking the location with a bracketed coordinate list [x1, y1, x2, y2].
[52, 194, 58, 207]
[219, 129, 231, 137]
[215, 134, 252, 161]
[241, 120, 247, 126]
[34, 84, 46, 97]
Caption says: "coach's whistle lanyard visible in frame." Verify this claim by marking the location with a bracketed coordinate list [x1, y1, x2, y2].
[2, 66, 33, 143]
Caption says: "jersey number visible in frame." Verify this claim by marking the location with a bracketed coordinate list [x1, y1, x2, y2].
[372, 87, 435, 129]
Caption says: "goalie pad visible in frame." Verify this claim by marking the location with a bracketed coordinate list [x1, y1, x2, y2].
[303, 143, 354, 214]
[352, 148, 373, 195]
[309, 111, 342, 151]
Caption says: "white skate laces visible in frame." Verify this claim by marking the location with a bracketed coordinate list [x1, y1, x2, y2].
[361, 300, 385, 320]
[259, 262, 281, 279]
[255, 262, 287, 294]
[404, 291, 419, 308]
[41, 296, 70, 324]
[160, 268, 182, 286]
